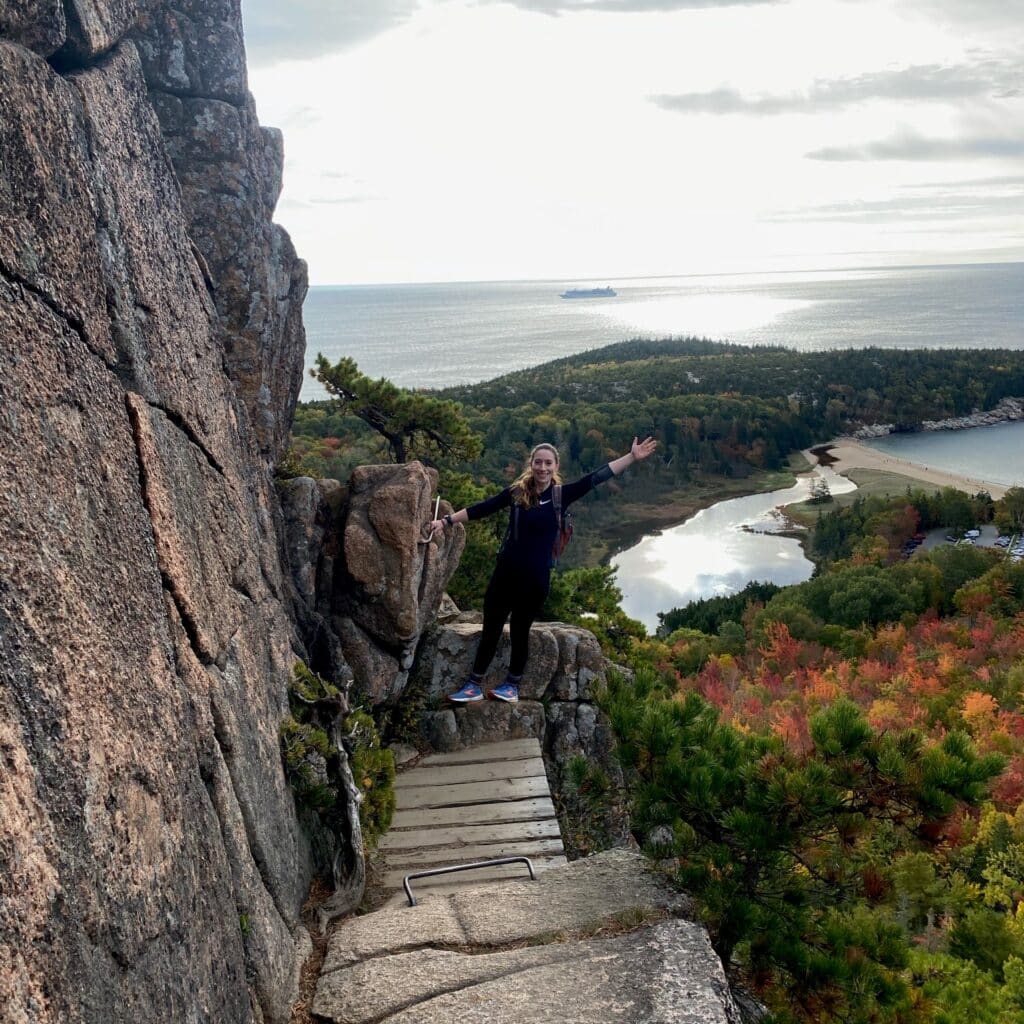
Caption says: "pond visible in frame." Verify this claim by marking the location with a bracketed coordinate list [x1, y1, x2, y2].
[612, 467, 856, 633]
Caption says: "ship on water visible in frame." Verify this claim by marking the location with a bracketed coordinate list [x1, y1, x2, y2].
[560, 285, 616, 299]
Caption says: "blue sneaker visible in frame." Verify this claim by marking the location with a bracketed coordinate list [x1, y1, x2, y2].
[448, 681, 483, 703]
[488, 682, 519, 703]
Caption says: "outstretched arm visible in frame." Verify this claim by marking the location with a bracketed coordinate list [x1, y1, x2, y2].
[428, 507, 469, 534]
[608, 436, 657, 476]
[562, 436, 659, 504]
[425, 487, 512, 537]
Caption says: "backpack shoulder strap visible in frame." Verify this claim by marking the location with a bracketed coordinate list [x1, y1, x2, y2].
[552, 483, 562, 526]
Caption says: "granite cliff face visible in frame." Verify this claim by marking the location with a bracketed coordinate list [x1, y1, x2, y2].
[1, 3, 472, 1018]
[0, 4, 313, 1022]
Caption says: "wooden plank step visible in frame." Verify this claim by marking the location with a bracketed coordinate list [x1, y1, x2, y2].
[390, 796, 557, 830]
[396, 775, 550, 811]
[384, 838, 566, 869]
[393, 757, 546, 790]
[417, 739, 542, 767]
[378, 818, 562, 850]
[385, 856, 567, 890]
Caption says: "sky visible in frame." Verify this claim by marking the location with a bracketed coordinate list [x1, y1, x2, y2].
[241, 0, 1024, 285]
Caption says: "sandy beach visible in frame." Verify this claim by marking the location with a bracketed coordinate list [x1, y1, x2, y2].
[811, 439, 1009, 500]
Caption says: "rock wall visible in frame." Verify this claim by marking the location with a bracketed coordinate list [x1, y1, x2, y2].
[0, 5, 312, 1022]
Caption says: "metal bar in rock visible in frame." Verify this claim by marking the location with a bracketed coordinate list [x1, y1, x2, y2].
[417, 739, 542, 767]
[378, 818, 563, 850]
[384, 838, 566, 870]
[382, 856, 567, 890]
[389, 796, 557, 830]
[395, 775, 550, 811]
[393, 757, 547, 790]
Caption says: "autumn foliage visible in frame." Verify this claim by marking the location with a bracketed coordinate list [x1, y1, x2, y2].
[610, 496, 1024, 1023]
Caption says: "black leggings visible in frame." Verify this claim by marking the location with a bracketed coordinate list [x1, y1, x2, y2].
[472, 560, 549, 677]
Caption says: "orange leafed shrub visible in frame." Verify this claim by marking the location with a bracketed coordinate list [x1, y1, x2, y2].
[961, 691, 999, 730]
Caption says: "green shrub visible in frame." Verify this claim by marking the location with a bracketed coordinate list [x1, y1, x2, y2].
[280, 663, 395, 850]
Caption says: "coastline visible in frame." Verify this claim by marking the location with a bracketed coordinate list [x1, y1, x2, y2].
[810, 440, 1008, 499]
[852, 396, 1024, 439]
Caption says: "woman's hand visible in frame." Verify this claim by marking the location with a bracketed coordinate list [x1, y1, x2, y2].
[631, 436, 657, 461]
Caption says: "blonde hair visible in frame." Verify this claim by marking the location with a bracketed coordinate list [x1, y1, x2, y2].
[510, 443, 562, 508]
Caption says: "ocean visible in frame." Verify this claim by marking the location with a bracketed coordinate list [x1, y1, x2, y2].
[864, 421, 1024, 489]
[300, 261, 1024, 401]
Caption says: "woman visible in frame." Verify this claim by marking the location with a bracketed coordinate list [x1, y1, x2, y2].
[428, 436, 657, 703]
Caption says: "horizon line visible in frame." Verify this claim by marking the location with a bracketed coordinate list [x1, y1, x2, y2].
[306, 255, 1024, 290]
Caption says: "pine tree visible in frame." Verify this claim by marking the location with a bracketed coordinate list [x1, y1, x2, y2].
[312, 354, 481, 464]
[601, 667, 1004, 1020]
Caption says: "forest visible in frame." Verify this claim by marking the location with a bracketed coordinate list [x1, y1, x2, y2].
[290, 338, 1024, 603]
[287, 339, 1024, 1022]
[603, 492, 1024, 1023]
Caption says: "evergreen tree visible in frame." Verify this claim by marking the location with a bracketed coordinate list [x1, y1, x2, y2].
[601, 668, 1004, 1020]
[312, 354, 481, 464]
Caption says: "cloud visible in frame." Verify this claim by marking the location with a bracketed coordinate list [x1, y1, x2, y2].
[651, 61, 1021, 115]
[807, 130, 1024, 161]
[241, 0, 419, 66]
[241, 0, 786, 64]
[766, 189, 1024, 224]
[280, 194, 384, 209]
[909, 174, 1024, 190]
[309, 195, 384, 205]
[908, 0, 1024, 33]
[507, 0, 782, 9]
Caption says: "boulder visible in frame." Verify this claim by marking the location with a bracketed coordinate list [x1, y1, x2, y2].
[58, 0, 139, 63]
[0, 0, 65, 56]
[333, 463, 465, 701]
[335, 615, 407, 705]
[415, 620, 607, 711]
[131, 0, 247, 101]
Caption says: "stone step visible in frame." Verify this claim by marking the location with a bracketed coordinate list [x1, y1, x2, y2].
[393, 756, 546, 789]
[390, 796, 557, 830]
[417, 738, 542, 766]
[384, 838, 567, 870]
[395, 775, 550, 811]
[378, 817, 562, 850]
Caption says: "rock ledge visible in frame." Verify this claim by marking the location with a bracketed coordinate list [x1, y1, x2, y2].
[313, 849, 739, 1024]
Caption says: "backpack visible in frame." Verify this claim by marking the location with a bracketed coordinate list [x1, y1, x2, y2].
[551, 484, 573, 561]
[506, 484, 573, 563]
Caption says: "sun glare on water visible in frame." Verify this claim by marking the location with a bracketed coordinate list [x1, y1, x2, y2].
[584, 294, 813, 339]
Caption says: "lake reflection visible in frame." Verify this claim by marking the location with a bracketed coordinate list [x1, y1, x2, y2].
[612, 468, 855, 632]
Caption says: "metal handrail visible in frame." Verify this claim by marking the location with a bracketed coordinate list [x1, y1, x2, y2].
[403, 856, 536, 907]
